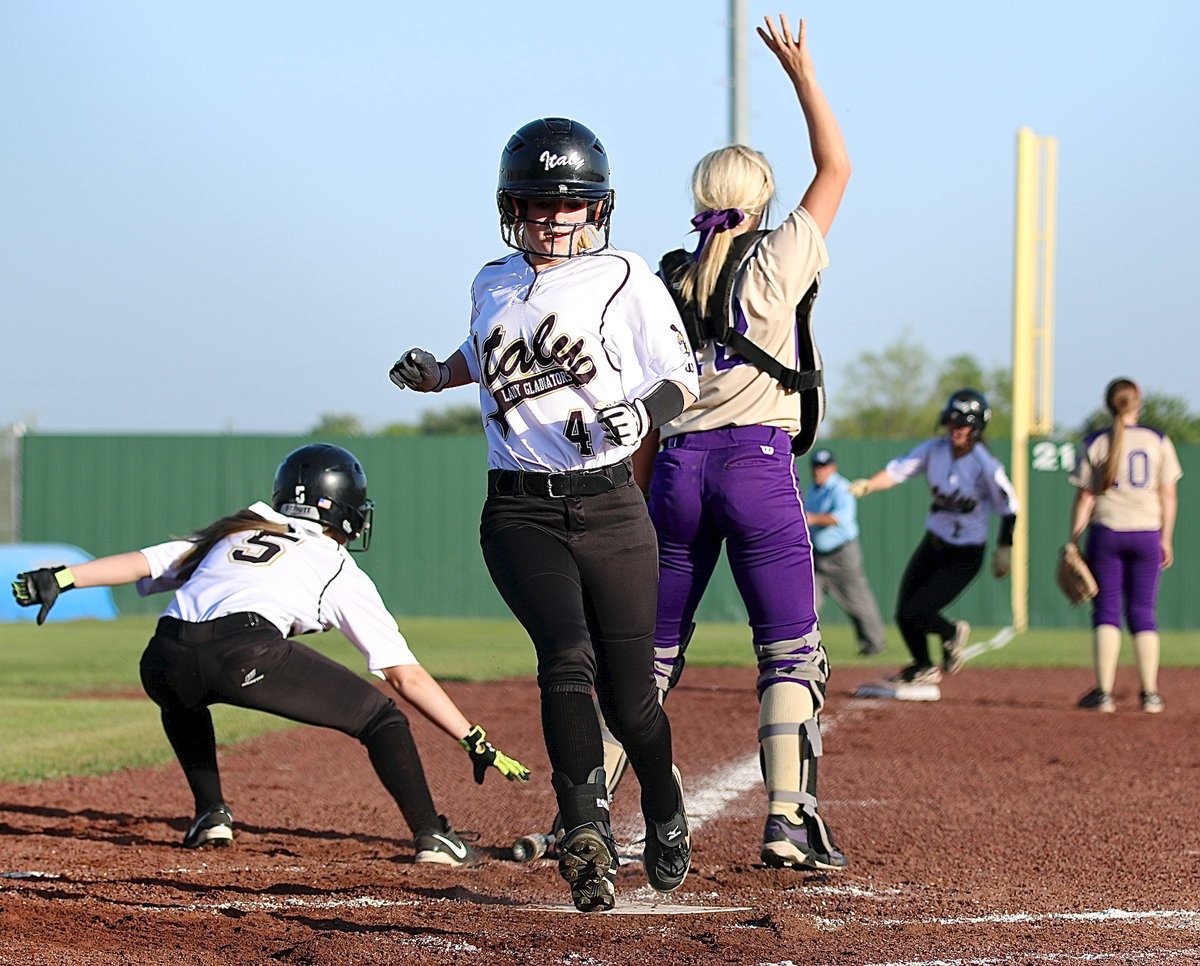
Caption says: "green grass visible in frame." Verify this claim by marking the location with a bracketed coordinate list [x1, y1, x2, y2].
[2, 616, 1198, 783]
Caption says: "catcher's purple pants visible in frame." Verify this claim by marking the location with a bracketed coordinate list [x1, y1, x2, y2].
[1086, 524, 1162, 632]
[649, 426, 821, 683]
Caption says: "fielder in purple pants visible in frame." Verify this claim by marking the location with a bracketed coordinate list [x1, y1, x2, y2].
[1069, 378, 1181, 714]
[651, 426, 820, 671]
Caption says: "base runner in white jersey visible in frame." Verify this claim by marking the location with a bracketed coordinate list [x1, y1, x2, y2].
[390, 117, 698, 912]
[850, 389, 1020, 685]
[11, 444, 530, 864]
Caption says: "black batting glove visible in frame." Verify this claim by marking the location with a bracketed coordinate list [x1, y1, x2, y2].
[389, 349, 450, 393]
[12, 566, 75, 625]
[459, 724, 531, 784]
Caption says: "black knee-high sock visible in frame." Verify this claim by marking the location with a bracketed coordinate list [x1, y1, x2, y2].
[622, 713, 678, 822]
[542, 689, 602, 786]
[159, 706, 224, 813]
[363, 717, 440, 836]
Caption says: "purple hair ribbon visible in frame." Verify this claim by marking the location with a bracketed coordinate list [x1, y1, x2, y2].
[689, 208, 745, 262]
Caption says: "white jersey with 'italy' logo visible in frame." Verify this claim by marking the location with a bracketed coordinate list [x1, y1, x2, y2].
[134, 501, 419, 672]
[458, 248, 697, 472]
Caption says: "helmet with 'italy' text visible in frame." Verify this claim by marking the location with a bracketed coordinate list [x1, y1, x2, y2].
[496, 117, 615, 256]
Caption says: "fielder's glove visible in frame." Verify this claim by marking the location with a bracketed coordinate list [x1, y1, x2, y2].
[992, 545, 1012, 579]
[12, 566, 75, 625]
[389, 349, 450, 393]
[1056, 542, 1098, 606]
[848, 478, 872, 499]
[459, 725, 531, 784]
[596, 399, 648, 447]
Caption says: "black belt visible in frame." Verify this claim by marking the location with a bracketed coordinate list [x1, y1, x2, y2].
[487, 458, 634, 498]
[156, 612, 267, 642]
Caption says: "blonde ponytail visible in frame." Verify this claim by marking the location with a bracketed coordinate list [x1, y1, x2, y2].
[680, 146, 775, 316]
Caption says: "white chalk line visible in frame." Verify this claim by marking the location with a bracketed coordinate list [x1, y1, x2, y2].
[804, 907, 1200, 931]
[761, 949, 1200, 966]
[613, 705, 850, 842]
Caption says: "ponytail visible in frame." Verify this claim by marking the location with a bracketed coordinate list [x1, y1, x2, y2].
[680, 145, 775, 316]
[173, 509, 292, 583]
[1100, 378, 1140, 492]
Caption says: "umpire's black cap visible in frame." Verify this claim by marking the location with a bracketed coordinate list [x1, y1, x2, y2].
[811, 448, 836, 467]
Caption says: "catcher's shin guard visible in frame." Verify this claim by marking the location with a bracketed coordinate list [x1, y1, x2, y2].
[653, 621, 695, 696]
[599, 707, 631, 799]
[757, 681, 846, 869]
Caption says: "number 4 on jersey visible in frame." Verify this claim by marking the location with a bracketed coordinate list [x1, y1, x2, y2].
[562, 409, 595, 457]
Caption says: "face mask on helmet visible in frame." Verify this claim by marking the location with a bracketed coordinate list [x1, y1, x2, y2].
[271, 444, 375, 552]
[496, 117, 616, 257]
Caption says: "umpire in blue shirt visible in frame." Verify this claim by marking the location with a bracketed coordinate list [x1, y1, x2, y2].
[805, 449, 887, 656]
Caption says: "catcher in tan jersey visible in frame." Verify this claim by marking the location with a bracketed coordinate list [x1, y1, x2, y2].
[1068, 378, 1182, 714]
[662, 203, 827, 438]
[637, 14, 850, 873]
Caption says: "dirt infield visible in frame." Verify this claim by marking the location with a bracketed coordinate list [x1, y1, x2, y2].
[2, 665, 1198, 965]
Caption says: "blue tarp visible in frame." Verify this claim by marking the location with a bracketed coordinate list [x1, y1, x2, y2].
[0, 544, 119, 622]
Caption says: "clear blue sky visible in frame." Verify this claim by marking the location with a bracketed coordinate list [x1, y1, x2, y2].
[4, 0, 1197, 435]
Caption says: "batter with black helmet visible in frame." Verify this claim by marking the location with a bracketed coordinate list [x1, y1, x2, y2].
[390, 117, 698, 912]
[11, 443, 530, 863]
[850, 390, 1019, 684]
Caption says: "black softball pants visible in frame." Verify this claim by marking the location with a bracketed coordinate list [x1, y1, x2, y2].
[138, 615, 440, 836]
[480, 481, 678, 822]
[894, 532, 984, 666]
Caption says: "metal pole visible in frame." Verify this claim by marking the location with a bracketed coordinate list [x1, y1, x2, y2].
[1011, 127, 1038, 633]
[1035, 137, 1059, 435]
[729, 0, 748, 145]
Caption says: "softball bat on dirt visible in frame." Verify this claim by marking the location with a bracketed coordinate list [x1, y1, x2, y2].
[512, 831, 554, 862]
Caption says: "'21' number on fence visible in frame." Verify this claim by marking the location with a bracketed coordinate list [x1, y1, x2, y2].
[1031, 441, 1077, 472]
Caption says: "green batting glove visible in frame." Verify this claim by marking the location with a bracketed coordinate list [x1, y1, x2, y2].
[12, 566, 76, 626]
[459, 724, 531, 785]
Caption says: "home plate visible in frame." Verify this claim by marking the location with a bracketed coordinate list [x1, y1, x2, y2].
[854, 681, 941, 701]
[521, 902, 752, 915]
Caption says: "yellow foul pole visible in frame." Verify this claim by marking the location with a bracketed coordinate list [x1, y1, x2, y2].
[1011, 128, 1058, 631]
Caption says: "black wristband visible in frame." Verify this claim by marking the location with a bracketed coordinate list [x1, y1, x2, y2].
[640, 381, 686, 432]
[998, 514, 1016, 546]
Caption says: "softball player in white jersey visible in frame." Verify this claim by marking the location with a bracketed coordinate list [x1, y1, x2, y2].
[12, 444, 529, 862]
[390, 117, 698, 912]
[852, 390, 1019, 683]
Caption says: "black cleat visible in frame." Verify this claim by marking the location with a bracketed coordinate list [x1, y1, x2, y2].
[643, 766, 691, 893]
[182, 805, 235, 849]
[558, 824, 617, 912]
[414, 815, 477, 867]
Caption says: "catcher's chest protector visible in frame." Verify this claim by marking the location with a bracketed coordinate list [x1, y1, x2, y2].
[660, 231, 825, 456]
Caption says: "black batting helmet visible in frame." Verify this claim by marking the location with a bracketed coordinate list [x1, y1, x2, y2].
[496, 117, 615, 255]
[271, 444, 374, 549]
[939, 389, 991, 439]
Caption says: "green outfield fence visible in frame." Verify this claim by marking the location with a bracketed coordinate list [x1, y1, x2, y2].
[7, 432, 1198, 629]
